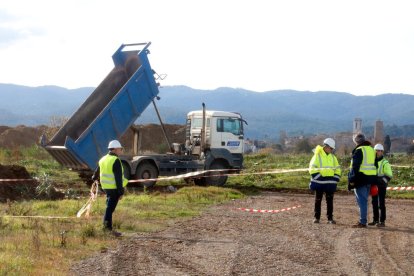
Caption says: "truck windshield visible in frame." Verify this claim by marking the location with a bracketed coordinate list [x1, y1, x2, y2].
[217, 118, 242, 136]
[192, 118, 210, 128]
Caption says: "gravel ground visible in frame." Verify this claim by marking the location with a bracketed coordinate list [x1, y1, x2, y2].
[72, 192, 414, 275]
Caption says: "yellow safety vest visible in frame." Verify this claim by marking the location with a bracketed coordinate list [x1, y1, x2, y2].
[99, 154, 128, 189]
[351, 145, 376, 176]
[377, 158, 393, 178]
[309, 145, 341, 177]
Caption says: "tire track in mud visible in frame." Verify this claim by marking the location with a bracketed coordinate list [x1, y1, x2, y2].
[377, 229, 413, 275]
[362, 229, 406, 275]
[334, 229, 367, 276]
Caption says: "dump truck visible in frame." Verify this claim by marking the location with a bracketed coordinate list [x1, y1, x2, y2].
[43, 42, 245, 186]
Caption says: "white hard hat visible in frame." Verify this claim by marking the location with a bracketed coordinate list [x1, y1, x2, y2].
[323, 138, 336, 149]
[374, 143, 384, 151]
[108, 140, 123, 149]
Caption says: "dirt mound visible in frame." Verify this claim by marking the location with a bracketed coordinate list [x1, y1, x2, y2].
[0, 164, 38, 202]
[120, 124, 186, 153]
[0, 126, 11, 136]
[0, 125, 48, 148]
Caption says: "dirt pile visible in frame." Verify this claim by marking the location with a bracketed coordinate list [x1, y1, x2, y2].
[0, 125, 48, 148]
[0, 164, 38, 202]
[120, 124, 186, 153]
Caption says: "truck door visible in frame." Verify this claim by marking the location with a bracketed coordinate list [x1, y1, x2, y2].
[214, 117, 244, 154]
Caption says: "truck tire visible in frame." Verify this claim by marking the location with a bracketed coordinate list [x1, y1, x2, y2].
[205, 160, 228, 186]
[135, 162, 158, 188]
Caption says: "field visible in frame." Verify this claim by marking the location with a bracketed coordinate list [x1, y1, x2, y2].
[0, 146, 413, 275]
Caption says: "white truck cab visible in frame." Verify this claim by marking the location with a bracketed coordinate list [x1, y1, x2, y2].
[186, 110, 244, 155]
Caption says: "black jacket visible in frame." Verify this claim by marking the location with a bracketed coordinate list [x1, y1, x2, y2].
[348, 141, 378, 189]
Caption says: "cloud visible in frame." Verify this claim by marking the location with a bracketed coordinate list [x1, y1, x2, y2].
[0, 9, 46, 47]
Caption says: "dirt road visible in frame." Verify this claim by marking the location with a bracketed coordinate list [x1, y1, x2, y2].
[72, 192, 414, 275]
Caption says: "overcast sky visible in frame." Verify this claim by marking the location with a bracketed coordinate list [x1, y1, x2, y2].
[0, 0, 413, 96]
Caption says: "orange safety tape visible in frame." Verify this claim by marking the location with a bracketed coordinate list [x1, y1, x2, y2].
[386, 186, 414, 191]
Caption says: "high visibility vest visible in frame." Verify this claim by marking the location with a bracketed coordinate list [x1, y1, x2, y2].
[351, 145, 376, 176]
[377, 158, 393, 178]
[309, 145, 341, 177]
[99, 154, 128, 189]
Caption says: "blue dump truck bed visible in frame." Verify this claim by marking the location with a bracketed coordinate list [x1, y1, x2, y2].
[45, 42, 159, 170]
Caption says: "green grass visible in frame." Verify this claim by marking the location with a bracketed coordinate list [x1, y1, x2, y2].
[0, 186, 243, 275]
[228, 152, 414, 198]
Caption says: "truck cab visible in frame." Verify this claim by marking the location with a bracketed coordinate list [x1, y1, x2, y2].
[186, 110, 244, 155]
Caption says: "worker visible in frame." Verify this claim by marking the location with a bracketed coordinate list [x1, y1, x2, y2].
[92, 140, 128, 237]
[309, 138, 341, 224]
[369, 144, 393, 227]
[348, 133, 377, 228]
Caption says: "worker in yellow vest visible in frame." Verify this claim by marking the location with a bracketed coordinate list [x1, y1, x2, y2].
[348, 133, 377, 228]
[368, 143, 393, 227]
[92, 140, 128, 237]
[309, 138, 341, 224]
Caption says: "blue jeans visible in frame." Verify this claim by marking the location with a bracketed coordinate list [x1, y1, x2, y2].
[354, 185, 370, 225]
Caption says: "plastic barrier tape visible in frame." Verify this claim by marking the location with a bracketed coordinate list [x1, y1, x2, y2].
[386, 186, 414, 191]
[76, 181, 99, 218]
[237, 205, 301, 213]
[0, 179, 37, 182]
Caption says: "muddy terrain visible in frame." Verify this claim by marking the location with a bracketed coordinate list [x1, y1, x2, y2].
[72, 192, 414, 275]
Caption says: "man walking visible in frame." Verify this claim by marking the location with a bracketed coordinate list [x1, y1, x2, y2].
[369, 143, 393, 227]
[309, 138, 341, 224]
[348, 133, 377, 228]
[92, 140, 128, 237]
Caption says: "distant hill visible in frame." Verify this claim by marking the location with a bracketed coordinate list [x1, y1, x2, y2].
[1, 83, 414, 139]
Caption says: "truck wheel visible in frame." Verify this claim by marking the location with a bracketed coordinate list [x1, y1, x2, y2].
[135, 162, 158, 188]
[205, 161, 228, 186]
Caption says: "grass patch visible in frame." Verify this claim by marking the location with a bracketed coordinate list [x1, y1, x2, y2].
[0, 186, 243, 275]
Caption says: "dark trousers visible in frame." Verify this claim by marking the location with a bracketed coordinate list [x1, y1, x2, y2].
[314, 190, 334, 220]
[371, 186, 387, 222]
[103, 190, 120, 231]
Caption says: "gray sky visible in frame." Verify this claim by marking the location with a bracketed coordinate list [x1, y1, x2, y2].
[0, 0, 413, 95]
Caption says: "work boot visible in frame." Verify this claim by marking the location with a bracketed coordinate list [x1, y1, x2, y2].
[313, 218, 320, 223]
[352, 222, 367, 228]
[327, 219, 336, 224]
[377, 222, 385, 227]
[368, 221, 378, 226]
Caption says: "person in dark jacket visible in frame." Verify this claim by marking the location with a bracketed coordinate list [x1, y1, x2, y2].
[348, 133, 377, 228]
[309, 138, 341, 224]
[92, 140, 128, 237]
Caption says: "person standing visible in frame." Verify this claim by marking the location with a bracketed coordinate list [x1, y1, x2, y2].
[369, 143, 393, 227]
[309, 138, 341, 224]
[348, 133, 377, 228]
[92, 140, 128, 237]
